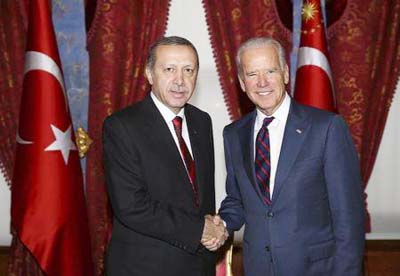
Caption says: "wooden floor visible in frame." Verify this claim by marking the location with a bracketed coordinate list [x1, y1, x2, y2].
[1, 241, 400, 275]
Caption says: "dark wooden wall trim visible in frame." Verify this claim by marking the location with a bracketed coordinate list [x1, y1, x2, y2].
[1, 241, 400, 275]
[0, 246, 9, 275]
[365, 240, 400, 251]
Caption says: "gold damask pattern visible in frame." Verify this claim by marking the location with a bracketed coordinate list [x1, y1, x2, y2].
[204, 0, 400, 232]
[0, 0, 26, 185]
[86, 1, 170, 274]
[203, 0, 292, 119]
[328, 2, 400, 230]
[7, 232, 44, 276]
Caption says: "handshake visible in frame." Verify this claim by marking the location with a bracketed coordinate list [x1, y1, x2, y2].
[201, 214, 229, 251]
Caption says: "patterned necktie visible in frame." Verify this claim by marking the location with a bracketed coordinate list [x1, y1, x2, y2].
[255, 117, 274, 204]
[172, 116, 198, 206]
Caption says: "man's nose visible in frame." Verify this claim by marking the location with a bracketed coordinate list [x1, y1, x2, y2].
[257, 74, 269, 87]
[174, 71, 184, 86]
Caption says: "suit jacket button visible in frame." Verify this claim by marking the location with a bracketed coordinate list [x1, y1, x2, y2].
[267, 211, 274, 218]
[265, 246, 270, 251]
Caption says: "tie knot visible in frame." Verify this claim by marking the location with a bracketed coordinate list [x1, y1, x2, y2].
[263, 117, 274, 128]
[172, 116, 183, 127]
[172, 116, 183, 136]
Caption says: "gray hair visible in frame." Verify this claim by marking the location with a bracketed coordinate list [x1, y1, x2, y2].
[146, 36, 199, 70]
[236, 37, 287, 75]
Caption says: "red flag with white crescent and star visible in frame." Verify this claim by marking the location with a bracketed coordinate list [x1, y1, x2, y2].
[10, 1, 93, 275]
[294, 0, 336, 112]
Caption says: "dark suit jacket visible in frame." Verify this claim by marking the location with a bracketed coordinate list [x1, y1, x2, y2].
[103, 96, 216, 276]
[219, 100, 365, 276]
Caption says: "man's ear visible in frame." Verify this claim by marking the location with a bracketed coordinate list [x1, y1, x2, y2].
[238, 74, 246, 92]
[145, 67, 153, 85]
[283, 64, 289, 85]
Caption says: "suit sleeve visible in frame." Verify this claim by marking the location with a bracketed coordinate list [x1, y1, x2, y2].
[218, 126, 246, 233]
[208, 114, 216, 211]
[324, 115, 365, 275]
[103, 115, 205, 254]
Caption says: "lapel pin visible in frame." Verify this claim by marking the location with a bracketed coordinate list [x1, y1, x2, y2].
[296, 129, 302, 134]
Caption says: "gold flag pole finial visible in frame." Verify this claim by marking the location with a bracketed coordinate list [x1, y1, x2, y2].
[75, 127, 93, 158]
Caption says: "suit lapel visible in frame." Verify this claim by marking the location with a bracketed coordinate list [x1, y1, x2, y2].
[142, 97, 195, 198]
[185, 108, 204, 207]
[237, 111, 267, 204]
[272, 102, 311, 202]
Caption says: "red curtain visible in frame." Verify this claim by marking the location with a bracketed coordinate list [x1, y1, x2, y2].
[328, 0, 400, 231]
[203, 0, 400, 231]
[8, 228, 44, 276]
[0, 0, 27, 184]
[85, 1, 170, 274]
[202, 0, 292, 119]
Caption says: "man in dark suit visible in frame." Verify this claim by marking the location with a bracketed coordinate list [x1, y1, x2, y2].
[103, 36, 226, 276]
[218, 37, 365, 275]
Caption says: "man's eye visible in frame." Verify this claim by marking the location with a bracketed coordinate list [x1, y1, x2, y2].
[267, 69, 277, 74]
[165, 67, 175, 73]
[185, 68, 194, 74]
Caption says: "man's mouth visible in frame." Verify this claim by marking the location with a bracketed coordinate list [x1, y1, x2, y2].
[170, 89, 187, 97]
[170, 89, 185, 93]
[256, 90, 272, 96]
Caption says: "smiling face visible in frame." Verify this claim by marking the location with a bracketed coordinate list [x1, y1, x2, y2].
[145, 45, 198, 114]
[238, 44, 289, 116]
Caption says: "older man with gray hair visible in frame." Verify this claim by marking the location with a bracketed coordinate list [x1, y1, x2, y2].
[217, 37, 365, 276]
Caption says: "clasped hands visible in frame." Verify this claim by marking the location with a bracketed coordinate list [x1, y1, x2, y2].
[201, 214, 228, 251]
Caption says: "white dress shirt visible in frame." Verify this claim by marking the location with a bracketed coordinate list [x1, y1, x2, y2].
[151, 93, 193, 166]
[253, 93, 291, 196]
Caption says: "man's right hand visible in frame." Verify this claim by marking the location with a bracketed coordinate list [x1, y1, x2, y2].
[201, 215, 228, 251]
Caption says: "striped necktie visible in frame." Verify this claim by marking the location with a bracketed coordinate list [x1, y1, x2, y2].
[255, 117, 274, 204]
[172, 116, 198, 206]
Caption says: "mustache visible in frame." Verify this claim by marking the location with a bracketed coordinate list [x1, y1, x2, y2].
[170, 85, 188, 92]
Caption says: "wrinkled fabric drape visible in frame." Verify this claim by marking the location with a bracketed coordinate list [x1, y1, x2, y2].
[1, 1, 46, 275]
[0, 0, 27, 184]
[328, 0, 400, 231]
[1, 2, 399, 274]
[203, 0, 400, 232]
[202, 0, 292, 119]
[86, 1, 170, 274]
[8, 229, 44, 276]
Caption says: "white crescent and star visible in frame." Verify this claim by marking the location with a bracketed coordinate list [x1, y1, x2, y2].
[44, 124, 77, 165]
[296, 46, 334, 90]
[17, 51, 74, 162]
[24, 51, 68, 108]
[16, 132, 33, 144]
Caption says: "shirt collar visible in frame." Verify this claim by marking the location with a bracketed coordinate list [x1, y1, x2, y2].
[151, 92, 185, 123]
[255, 92, 291, 128]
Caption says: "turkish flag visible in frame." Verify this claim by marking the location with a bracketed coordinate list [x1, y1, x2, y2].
[10, 1, 93, 275]
[294, 0, 336, 112]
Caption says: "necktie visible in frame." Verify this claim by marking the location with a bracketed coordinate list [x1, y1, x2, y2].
[172, 116, 198, 206]
[255, 117, 274, 204]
